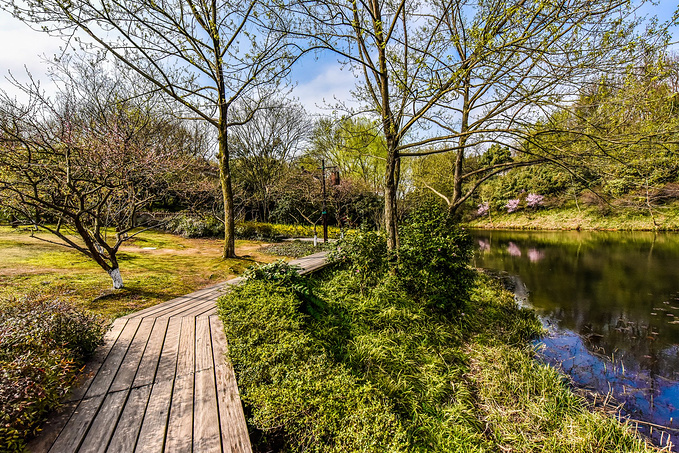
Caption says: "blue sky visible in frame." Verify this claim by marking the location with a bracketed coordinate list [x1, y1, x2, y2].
[0, 1, 676, 115]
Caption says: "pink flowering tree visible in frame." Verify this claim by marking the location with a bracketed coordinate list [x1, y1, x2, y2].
[505, 199, 521, 213]
[526, 193, 544, 209]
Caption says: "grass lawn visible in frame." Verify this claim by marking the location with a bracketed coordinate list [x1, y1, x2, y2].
[0, 226, 282, 320]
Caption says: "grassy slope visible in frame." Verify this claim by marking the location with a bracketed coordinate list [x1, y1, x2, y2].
[0, 226, 280, 319]
[219, 267, 657, 452]
[467, 204, 679, 231]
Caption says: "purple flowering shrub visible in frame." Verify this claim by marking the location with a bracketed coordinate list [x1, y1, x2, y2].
[505, 199, 520, 213]
[526, 193, 544, 209]
[477, 202, 490, 216]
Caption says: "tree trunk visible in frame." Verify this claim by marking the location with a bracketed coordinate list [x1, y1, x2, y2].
[384, 142, 400, 251]
[107, 267, 124, 289]
[218, 123, 236, 258]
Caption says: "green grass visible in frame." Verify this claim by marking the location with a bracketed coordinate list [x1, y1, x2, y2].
[467, 203, 679, 231]
[0, 226, 280, 320]
[218, 266, 657, 452]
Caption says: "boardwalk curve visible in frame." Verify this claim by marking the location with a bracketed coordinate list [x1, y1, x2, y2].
[28, 252, 328, 453]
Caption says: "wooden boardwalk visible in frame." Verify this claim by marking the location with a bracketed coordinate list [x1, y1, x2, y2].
[29, 252, 329, 453]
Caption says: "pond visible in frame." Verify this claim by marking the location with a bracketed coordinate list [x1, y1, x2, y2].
[471, 229, 679, 451]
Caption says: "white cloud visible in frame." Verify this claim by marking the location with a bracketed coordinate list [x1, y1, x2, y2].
[0, 11, 63, 98]
[290, 58, 359, 116]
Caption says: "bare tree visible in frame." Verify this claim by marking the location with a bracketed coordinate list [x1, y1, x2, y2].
[1, 0, 296, 257]
[289, 0, 662, 250]
[229, 97, 311, 221]
[0, 61, 199, 288]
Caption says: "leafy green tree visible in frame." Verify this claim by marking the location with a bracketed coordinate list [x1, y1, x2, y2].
[307, 117, 386, 192]
[289, 0, 661, 249]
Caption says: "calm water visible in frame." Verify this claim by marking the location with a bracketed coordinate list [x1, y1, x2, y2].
[471, 230, 679, 450]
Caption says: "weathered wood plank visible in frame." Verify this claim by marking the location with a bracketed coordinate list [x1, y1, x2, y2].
[176, 317, 195, 378]
[154, 317, 181, 384]
[210, 317, 252, 453]
[214, 365, 251, 453]
[132, 318, 168, 388]
[195, 316, 213, 373]
[77, 390, 128, 453]
[47, 396, 105, 453]
[85, 318, 142, 399]
[165, 374, 194, 453]
[134, 380, 173, 453]
[109, 317, 155, 392]
[26, 400, 79, 453]
[120, 283, 224, 320]
[106, 385, 151, 453]
[193, 369, 221, 453]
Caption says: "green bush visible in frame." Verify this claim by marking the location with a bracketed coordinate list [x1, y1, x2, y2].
[397, 203, 475, 312]
[0, 295, 107, 451]
[167, 214, 224, 238]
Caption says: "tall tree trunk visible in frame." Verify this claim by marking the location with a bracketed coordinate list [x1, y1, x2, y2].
[449, 78, 471, 220]
[384, 140, 400, 251]
[218, 122, 236, 258]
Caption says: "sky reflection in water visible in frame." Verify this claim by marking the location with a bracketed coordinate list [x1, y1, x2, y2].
[472, 230, 679, 450]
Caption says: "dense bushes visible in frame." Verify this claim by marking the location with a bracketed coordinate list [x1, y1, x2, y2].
[167, 215, 346, 240]
[0, 295, 106, 451]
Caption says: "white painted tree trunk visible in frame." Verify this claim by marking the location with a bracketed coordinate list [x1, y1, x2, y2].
[108, 267, 124, 289]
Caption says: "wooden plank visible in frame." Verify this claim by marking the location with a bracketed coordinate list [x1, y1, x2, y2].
[171, 297, 222, 319]
[110, 317, 155, 392]
[154, 317, 182, 384]
[144, 291, 218, 319]
[68, 318, 128, 402]
[130, 283, 228, 319]
[164, 374, 194, 453]
[120, 284, 223, 320]
[195, 316, 213, 372]
[193, 369, 221, 453]
[106, 385, 152, 453]
[85, 318, 142, 399]
[214, 365, 251, 453]
[133, 318, 169, 388]
[77, 390, 129, 453]
[47, 396, 105, 453]
[134, 380, 173, 453]
[161, 297, 219, 320]
[176, 317, 195, 378]
[210, 317, 252, 453]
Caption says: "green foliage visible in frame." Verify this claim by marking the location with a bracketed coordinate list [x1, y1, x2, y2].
[0, 294, 107, 451]
[262, 240, 335, 258]
[397, 204, 475, 311]
[328, 229, 390, 290]
[218, 281, 408, 452]
[167, 214, 224, 238]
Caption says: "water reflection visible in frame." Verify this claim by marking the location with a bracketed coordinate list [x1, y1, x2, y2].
[472, 230, 679, 450]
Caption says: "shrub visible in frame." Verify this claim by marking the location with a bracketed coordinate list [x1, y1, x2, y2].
[505, 198, 521, 213]
[0, 295, 106, 451]
[167, 214, 224, 238]
[328, 229, 390, 291]
[397, 203, 475, 312]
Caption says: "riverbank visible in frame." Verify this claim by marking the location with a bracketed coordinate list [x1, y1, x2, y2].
[218, 226, 659, 452]
[466, 205, 679, 231]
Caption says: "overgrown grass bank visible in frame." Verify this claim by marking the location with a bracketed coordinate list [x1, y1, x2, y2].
[219, 209, 655, 452]
[467, 204, 679, 231]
